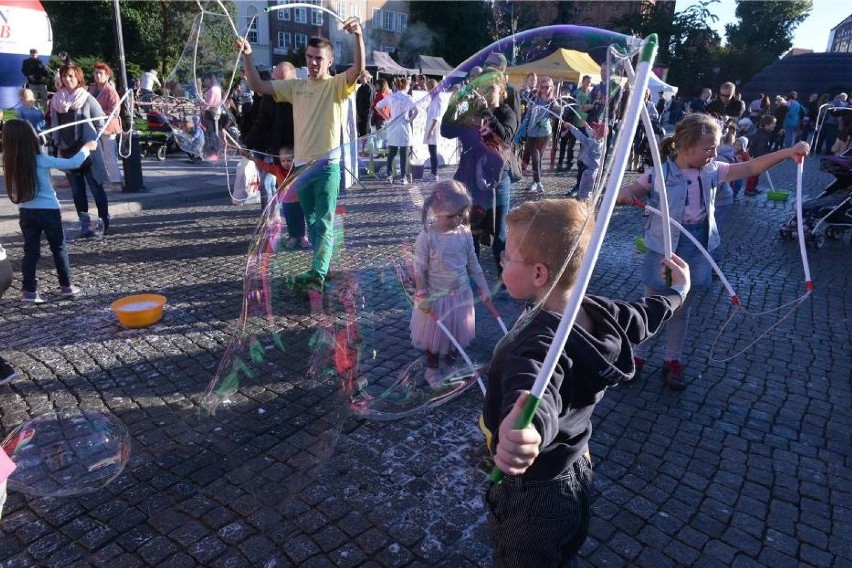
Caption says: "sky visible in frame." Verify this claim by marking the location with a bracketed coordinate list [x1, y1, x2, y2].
[677, 0, 844, 52]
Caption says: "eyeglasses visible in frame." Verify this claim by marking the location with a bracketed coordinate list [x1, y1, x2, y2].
[499, 250, 525, 265]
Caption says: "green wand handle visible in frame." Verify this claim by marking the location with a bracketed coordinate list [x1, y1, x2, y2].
[488, 394, 542, 484]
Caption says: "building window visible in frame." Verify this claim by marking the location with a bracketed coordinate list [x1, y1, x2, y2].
[384, 10, 395, 32]
[383, 45, 395, 54]
[278, 32, 291, 50]
[397, 13, 407, 33]
[351, 4, 360, 20]
[372, 8, 380, 28]
[246, 8, 259, 44]
[335, 41, 343, 59]
[311, 8, 323, 26]
[277, 0, 290, 21]
[337, 1, 346, 19]
[295, 33, 308, 50]
[294, 7, 307, 24]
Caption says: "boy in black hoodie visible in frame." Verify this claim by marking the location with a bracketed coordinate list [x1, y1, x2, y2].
[482, 199, 691, 567]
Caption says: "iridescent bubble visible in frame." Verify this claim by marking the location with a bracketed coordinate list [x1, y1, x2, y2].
[1, 409, 131, 497]
[148, 10, 242, 162]
[203, 24, 648, 422]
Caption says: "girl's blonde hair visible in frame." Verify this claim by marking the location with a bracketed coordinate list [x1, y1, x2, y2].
[19, 88, 35, 102]
[659, 113, 721, 161]
[3, 119, 41, 204]
[422, 180, 471, 227]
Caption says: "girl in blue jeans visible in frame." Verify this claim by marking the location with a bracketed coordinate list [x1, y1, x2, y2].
[3, 119, 94, 304]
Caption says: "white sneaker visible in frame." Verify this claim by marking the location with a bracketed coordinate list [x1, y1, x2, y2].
[527, 181, 537, 191]
[400, 178, 409, 186]
[536, 182, 544, 193]
[386, 176, 394, 185]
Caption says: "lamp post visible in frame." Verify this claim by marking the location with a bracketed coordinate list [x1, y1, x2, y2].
[112, 0, 146, 192]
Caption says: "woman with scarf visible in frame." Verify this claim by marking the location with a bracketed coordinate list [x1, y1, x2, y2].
[89, 62, 123, 189]
[441, 69, 517, 279]
[50, 64, 110, 237]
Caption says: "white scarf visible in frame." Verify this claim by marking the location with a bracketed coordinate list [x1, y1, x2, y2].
[50, 87, 89, 114]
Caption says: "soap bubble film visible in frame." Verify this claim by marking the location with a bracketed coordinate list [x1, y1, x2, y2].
[1, 409, 131, 498]
[203, 25, 643, 426]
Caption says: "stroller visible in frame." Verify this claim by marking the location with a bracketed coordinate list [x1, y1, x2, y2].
[139, 110, 178, 160]
[779, 146, 852, 248]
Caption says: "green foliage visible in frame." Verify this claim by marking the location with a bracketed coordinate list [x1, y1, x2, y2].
[722, 0, 811, 83]
[408, 1, 491, 66]
[42, 0, 234, 82]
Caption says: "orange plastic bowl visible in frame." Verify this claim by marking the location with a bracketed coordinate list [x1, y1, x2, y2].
[110, 294, 167, 328]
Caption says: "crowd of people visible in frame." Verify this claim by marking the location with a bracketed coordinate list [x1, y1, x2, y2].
[3, 36, 847, 567]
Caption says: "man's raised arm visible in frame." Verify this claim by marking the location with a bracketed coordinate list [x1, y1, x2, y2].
[342, 18, 365, 87]
[236, 38, 275, 96]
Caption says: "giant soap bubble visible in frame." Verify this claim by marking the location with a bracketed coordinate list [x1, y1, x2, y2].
[140, 9, 243, 162]
[203, 24, 649, 423]
[1, 409, 131, 497]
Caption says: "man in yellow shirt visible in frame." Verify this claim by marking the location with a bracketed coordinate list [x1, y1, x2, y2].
[238, 17, 364, 293]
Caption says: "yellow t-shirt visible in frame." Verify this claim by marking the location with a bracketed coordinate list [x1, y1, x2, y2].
[272, 74, 355, 164]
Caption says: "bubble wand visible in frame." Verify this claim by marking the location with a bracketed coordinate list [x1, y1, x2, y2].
[621, 59, 674, 284]
[632, 199, 740, 305]
[39, 90, 133, 146]
[794, 156, 814, 292]
[265, 3, 347, 24]
[489, 35, 659, 484]
[429, 313, 486, 395]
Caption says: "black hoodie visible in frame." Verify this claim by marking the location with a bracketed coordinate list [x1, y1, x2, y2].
[482, 293, 681, 481]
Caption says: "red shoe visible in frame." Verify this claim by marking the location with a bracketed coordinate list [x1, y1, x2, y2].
[662, 359, 685, 391]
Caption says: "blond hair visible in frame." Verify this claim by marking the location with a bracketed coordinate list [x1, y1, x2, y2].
[506, 199, 594, 289]
[660, 113, 721, 161]
[422, 180, 471, 227]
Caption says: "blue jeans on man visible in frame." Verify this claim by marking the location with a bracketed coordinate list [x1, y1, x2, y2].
[20, 208, 72, 293]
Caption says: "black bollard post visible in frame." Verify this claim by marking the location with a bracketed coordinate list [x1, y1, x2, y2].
[113, 0, 145, 192]
[122, 133, 146, 192]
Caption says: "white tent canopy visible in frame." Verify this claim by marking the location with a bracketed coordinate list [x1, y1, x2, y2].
[648, 73, 678, 102]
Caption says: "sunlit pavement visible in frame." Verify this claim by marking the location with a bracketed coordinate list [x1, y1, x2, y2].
[0, 154, 848, 567]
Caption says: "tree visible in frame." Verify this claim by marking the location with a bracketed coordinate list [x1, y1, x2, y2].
[407, 1, 491, 66]
[42, 1, 229, 80]
[722, 0, 811, 83]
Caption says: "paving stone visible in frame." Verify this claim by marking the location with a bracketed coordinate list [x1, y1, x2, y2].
[0, 160, 843, 566]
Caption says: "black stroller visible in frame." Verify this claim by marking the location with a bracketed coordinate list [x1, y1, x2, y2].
[779, 147, 852, 248]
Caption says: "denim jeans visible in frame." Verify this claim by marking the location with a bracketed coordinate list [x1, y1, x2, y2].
[260, 172, 276, 212]
[296, 162, 340, 278]
[66, 167, 110, 230]
[281, 202, 306, 240]
[19, 208, 72, 292]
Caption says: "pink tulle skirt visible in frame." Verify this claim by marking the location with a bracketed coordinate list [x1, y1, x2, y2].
[410, 285, 476, 355]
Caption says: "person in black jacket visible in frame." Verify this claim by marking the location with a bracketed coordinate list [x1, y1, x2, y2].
[483, 198, 691, 567]
[705, 82, 746, 119]
[242, 63, 295, 211]
[355, 70, 374, 138]
[441, 70, 517, 277]
[21, 49, 50, 105]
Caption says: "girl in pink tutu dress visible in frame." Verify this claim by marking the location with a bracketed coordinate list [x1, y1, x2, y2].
[410, 181, 491, 387]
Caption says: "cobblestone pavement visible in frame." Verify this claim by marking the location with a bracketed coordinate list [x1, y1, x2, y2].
[0, 155, 849, 567]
